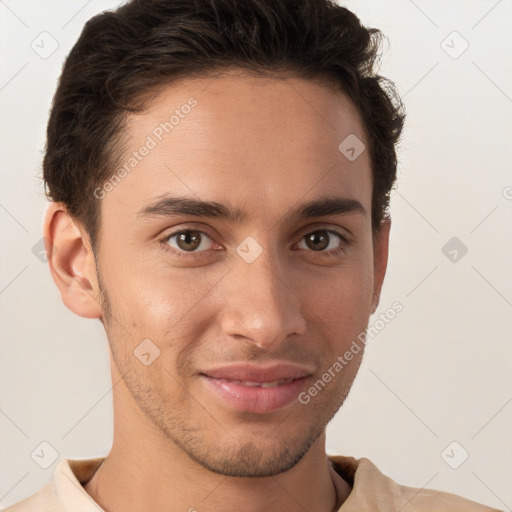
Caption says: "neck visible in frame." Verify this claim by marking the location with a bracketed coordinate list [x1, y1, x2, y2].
[85, 438, 350, 512]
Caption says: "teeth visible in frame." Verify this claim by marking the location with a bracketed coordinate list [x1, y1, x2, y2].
[260, 380, 282, 388]
[230, 378, 294, 388]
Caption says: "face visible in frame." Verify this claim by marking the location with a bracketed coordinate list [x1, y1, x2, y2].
[71, 70, 388, 477]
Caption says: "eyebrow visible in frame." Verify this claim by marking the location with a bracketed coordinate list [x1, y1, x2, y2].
[135, 194, 367, 224]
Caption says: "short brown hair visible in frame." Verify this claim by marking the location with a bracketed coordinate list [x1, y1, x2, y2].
[43, 0, 405, 252]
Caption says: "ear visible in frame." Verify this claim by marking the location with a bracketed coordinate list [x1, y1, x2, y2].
[370, 218, 391, 314]
[43, 202, 103, 319]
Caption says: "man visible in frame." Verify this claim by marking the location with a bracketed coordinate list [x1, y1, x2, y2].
[3, 0, 501, 510]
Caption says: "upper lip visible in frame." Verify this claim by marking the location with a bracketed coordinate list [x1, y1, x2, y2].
[202, 363, 313, 383]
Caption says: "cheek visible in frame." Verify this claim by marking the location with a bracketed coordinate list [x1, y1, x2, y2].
[305, 253, 374, 308]
[103, 248, 208, 319]
[102, 260, 225, 360]
[302, 259, 375, 347]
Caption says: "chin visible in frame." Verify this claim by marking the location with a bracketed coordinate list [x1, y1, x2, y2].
[176, 422, 324, 477]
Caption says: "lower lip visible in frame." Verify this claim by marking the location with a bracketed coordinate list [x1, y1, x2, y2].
[201, 375, 309, 414]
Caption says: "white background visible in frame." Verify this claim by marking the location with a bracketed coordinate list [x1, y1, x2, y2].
[1, 0, 511, 509]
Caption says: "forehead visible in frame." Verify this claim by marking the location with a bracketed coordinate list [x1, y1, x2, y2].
[101, 70, 372, 225]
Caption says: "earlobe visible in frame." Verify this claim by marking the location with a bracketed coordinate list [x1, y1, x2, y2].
[43, 202, 103, 319]
[371, 218, 391, 314]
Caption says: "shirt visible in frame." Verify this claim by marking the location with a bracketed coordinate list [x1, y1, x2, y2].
[1, 455, 502, 511]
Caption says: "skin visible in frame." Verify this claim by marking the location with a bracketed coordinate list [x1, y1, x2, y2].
[45, 69, 390, 512]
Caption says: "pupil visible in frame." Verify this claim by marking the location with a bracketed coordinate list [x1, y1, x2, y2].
[308, 231, 328, 251]
[178, 231, 200, 251]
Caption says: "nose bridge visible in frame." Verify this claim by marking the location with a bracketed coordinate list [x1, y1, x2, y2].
[220, 241, 306, 349]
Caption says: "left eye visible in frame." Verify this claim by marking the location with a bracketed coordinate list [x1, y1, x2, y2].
[296, 229, 346, 253]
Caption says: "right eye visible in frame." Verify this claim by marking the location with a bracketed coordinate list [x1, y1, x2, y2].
[159, 229, 221, 259]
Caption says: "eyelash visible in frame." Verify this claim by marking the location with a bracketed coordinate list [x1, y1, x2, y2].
[158, 227, 351, 260]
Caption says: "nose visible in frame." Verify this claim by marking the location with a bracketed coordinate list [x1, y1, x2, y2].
[219, 244, 307, 350]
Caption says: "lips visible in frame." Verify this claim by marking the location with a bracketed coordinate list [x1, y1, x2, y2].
[200, 363, 313, 413]
[214, 378, 295, 388]
[202, 363, 312, 383]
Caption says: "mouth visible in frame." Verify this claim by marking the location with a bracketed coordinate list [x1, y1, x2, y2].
[212, 377, 296, 388]
[199, 363, 313, 414]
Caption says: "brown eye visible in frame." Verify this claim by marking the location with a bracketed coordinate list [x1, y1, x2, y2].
[165, 230, 215, 254]
[176, 231, 201, 251]
[304, 231, 330, 251]
[296, 229, 348, 255]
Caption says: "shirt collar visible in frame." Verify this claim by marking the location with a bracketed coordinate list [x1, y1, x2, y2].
[54, 457, 105, 512]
